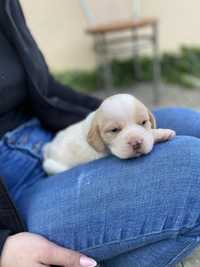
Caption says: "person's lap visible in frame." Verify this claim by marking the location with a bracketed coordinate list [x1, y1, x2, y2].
[154, 107, 200, 137]
[1, 107, 200, 267]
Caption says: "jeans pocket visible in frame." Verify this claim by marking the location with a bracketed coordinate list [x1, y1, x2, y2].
[0, 144, 41, 196]
[0, 119, 52, 197]
[2, 118, 53, 160]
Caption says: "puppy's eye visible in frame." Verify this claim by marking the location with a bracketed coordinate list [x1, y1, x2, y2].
[110, 128, 121, 133]
[140, 120, 147, 126]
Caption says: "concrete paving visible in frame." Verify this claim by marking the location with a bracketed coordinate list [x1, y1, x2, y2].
[92, 82, 200, 110]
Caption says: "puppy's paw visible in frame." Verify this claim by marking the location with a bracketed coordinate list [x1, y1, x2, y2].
[162, 129, 176, 140]
[152, 129, 176, 143]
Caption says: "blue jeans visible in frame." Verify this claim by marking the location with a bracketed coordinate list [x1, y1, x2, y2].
[1, 107, 200, 267]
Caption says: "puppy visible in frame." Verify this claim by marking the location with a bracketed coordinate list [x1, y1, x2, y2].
[43, 94, 176, 175]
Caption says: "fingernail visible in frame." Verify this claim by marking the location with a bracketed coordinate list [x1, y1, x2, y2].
[80, 255, 97, 267]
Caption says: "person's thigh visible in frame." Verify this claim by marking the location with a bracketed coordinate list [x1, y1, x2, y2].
[15, 136, 200, 263]
[153, 107, 200, 138]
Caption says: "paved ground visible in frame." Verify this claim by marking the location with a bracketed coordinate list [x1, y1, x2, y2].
[94, 83, 200, 267]
[92, 82, 200, 110]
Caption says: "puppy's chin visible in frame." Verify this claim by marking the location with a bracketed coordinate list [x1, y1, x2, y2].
[110, 141, 154, 159]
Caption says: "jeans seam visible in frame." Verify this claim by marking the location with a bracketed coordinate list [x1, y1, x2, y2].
[79, 224, 200, 253]
[165, 238, 200, 267]
[3, 118, 44, 160]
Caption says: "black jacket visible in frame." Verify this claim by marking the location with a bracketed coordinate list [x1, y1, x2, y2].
[0, 0, 101, 253]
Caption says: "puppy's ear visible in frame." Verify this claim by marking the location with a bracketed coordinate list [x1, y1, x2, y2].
[87, 120, 107, 153]
[148, 110, 156, 129]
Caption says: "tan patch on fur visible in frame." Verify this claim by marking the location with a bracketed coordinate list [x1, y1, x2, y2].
[87, 118, 107, 153]
[148, 111, 156, 129]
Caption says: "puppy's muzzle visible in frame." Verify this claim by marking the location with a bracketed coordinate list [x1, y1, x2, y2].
[127, 138, 143, 151]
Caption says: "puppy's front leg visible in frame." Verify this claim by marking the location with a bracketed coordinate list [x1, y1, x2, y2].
[151, 129, 176, 143]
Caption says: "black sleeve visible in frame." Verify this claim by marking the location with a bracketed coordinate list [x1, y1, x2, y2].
[48, 75, 102, 113]
[0, 230, 11, 255]
[1, 0, 103, 131]
[28, 74, 102, 132]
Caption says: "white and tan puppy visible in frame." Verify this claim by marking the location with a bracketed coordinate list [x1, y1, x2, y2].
[43, 94, 176, 175]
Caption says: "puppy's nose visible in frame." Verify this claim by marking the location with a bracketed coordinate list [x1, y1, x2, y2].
[128, 139, 143, 150]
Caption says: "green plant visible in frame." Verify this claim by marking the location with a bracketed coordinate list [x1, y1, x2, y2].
[53, 46, 200, 92]
[54, 70, 97, 92]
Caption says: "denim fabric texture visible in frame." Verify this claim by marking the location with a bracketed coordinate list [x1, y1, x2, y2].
[1, 108, 200, 267]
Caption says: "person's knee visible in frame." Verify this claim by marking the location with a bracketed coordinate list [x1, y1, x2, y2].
[155, 136, 200, 230]
[153, 135, 200, 184]
[157, 135, 200, 165]
[153, 107, 200, 137]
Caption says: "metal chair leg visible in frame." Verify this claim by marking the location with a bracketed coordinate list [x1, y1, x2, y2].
[101, 34, 113, 90]
[94, 33, 113, 90]
[132, 29, 141, 81]
[94, 35, 104, 90]
[152, 22, 161, 105]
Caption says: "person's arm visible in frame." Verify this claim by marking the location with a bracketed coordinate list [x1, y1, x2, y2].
[48, 75, 102, 112]
[28, 74, 102, 132]
[2, 0, 102, 132]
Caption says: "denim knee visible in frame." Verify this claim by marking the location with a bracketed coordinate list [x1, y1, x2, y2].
[153, 107, 200, 138]
[154, 136, 200, 232]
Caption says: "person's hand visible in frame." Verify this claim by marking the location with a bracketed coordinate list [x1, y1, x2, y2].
[0, 232, 97, 267]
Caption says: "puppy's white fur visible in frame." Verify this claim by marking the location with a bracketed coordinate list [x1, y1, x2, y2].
[43, 112, 104, 175]
[43, 94, 176, 175]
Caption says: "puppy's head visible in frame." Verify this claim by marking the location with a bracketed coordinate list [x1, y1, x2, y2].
[87, 94, 156, 159]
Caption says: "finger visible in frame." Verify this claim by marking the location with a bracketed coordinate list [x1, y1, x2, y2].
[41, 241, 97, 267]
